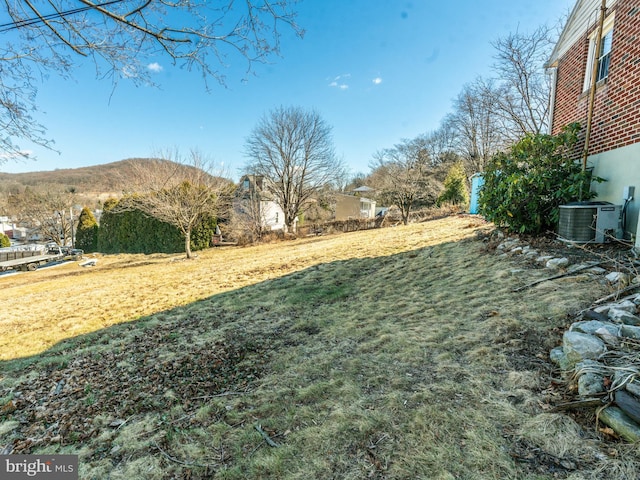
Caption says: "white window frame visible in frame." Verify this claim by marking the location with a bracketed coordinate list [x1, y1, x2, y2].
[583, 12, 615, 92]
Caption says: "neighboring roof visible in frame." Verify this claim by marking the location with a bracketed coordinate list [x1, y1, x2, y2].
[353, 186, 374, 192]
[335, 193, 374, 203]
[547, 0, 618, 67]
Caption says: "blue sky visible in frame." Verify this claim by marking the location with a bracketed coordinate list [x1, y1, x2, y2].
[1, 0, 575, 179]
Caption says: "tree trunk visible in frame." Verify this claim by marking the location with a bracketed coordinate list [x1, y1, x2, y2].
[185, 228, 193, 259]
[285, 214, 296, 234]
[402, 205, 410, 225]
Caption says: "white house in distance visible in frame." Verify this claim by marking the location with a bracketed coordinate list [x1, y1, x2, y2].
[0, 217, 12, 237]
[236, 174, 292, 231]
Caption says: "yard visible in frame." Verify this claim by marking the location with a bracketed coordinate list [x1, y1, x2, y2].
[1, 215, 638, 479]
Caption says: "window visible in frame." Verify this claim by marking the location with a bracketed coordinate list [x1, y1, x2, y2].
[243, 178, 250, 190]
[584, 12, 615, 91]
[275, 212, 279, 223]
[597, 29, 612, 81]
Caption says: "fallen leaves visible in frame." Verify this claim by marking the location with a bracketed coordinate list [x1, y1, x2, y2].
[2, 315, 270, 455]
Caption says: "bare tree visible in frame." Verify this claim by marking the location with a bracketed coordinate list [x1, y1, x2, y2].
[0, 1, 302, 161]
[369, 136, 441, 225]
[490, 26, 553, 137]
[122, 151, 233, 258]
[443, 27, 555, 173]
[244, 106, 342, 232]
[6, 187, 75, 245]
[332, 160, 352, 193]
[444, 81, 505, 173]
[231, 175, 269, 243]
[420, 126, 461, 165]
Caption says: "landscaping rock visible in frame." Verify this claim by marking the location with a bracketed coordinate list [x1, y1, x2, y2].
[546, 257, 569, 269]
[562, 331, 607, 366]
[614, 390, 640, 425]
[510, 246, 523, 255]
[608, 309, 640, 326]
[570, 320, 619, 336]
[612, 300, 637, 313]
[599, 407, 640, 442]
[626, 381, 640, 398]
[498, 239, 519, 251]
[574, 359, 603, 372]
[619, 324, 640, 340]
[573, 360, 611, 394]
[606, 272, 631, 284]
[585, 266, 607, 275]
[578, 372, 606, 397]
[550, 346, 572, 370]
[536, 255, 554, 264]
[594, 327, 620, 346]
[582, 310, 611, 322]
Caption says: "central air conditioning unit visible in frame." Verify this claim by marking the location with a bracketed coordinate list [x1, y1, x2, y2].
[558, 201, 621, 243]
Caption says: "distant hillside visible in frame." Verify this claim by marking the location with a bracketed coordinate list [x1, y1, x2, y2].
[0, 158, 159, 194]
[0, 158, 235, 210]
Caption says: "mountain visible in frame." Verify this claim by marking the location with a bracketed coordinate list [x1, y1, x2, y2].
[0, 158, 235, 210]
[0, 158, 159, 194]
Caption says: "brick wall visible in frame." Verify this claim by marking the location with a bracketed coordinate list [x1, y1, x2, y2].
[552, 0, 640, 154]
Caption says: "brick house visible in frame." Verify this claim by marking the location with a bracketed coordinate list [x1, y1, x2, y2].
[547, 0, 640, 244]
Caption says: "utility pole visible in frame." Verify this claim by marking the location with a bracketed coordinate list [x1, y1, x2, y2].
[70, 207, 75, 249]
[582, 0, 608, 171]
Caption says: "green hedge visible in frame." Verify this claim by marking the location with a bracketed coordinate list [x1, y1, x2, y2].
[97, 198, 216, 254]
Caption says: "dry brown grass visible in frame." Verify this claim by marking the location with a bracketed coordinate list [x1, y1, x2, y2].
[2, 215, 637, 479]
[0, 216, 484, 361]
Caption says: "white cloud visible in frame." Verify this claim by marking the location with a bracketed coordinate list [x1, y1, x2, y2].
[328, 73, 350, 90]
[372, 77, 383, 85]
[148, 62, 163, 73]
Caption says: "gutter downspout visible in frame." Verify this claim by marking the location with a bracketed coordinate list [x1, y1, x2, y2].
[582, 0, 608, 171]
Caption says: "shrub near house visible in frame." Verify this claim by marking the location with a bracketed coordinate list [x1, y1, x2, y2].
[479, 123, 603, 234]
